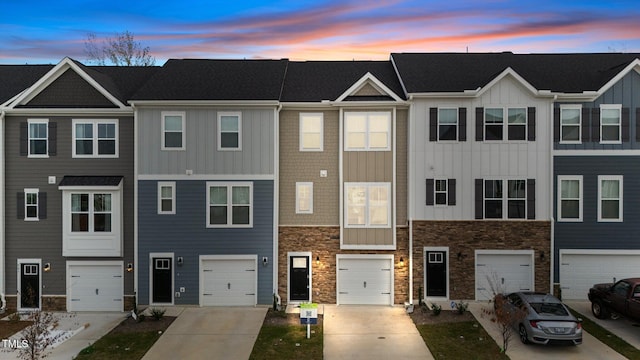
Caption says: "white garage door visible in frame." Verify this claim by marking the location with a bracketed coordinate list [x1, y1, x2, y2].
[337, 257, 393, 305]
[67, 263, 123, 312]
[200, 257, 257, 306]
[475, 253, 533, 300]
[560, 251, 640, 300]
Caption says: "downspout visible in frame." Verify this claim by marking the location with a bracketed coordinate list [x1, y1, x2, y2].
[273, 104, 282, 307]
[131, 103, 139, 308]
[0, 110, 5, 311]
[550, 96, 557, 294]
[407, 95, 414, 305]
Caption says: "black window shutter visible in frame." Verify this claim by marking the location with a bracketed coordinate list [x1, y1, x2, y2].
[622, 108, 630, 142]
[553, 108, 560, 142]
[429, 108, 438, 141]
[39, 192, 47, 219]
[475, 107, 484, 141]
[592, 108, 600, 142]
[48, 122, 57, 156]
[636, 108, 640, 142]
[582, 107, 591, 142]
[458, 108, 467, 141]
[527, 107, 536, 141]
[17, 192, 25, 219]
[425, 179, 434, 205]
[448, 179, 456, 206]
[527, 179, 536, 220]
[20, 122, 28, 156]
[474, 179, 483, 219]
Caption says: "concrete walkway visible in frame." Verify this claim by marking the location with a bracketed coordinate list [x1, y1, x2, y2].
[323, 305, 433, 360]
[141, 307, 267, 360]
[566, 300, 640, 349]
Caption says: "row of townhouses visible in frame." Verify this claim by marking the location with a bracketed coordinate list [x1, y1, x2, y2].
[0, 52, 639, 312]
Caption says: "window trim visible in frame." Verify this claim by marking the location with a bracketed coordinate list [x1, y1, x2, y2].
[344, 111, 392, 151]
[600, 104, 622, 144]
[24, 188, 39, 221]
[295, 182, 313, 214]
[72, 119, 119, 158]
[157, 182, 176, 215]
[483, 107, 528, 141]
[434, 179, 448, 206]
[217, 111, 242, 151]
[299, 113, 324, 151]
[206, 182, 253, 228]
[482, 179, 529, 219]
[161, 111, 186, 151]
[437, 108, 458, 142]
[598, 175, 623, 222]
[557, 175, 583, 222]
[27, 119, 49, 158]
[344, 182, 391, 228]
[559, 105, 582, 144]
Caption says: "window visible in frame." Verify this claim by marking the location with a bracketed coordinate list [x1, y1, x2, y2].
[484, 108, 503, 140]
[434, 179, 448, 205]
[481, 179, 530, 219]
[484, 180, 503, 218]
[600, 105, 621, 144]
[207, 182, 252, 227]
[218, 112, 241, 150]
[296, 182, 313, 214]
[345, 183, 391, 227]
[558, 176, 582, 221]
[162, 112, 185, 150]
[507, 108, 526, 140]
[72, 119, 118, 157]
[28, 119, 48, 157]
[598, 175, 622, 221]
[158, 182, 176, 214]
[482, 107, 529, 141]
[560, 106, 581, 143]
[438, 109, 457, 141]
[299, 113, 323, 151]
[24, 189, 39, 221]
[507, 180, 526, 219]
[344, 112, 391, 151]
[71, 193, 112, 232]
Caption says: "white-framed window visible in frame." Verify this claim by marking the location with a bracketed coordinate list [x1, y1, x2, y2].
[71, 193, 112, 232]
[217, 112, 241, 150]
[207, 182, 252, 227]
[72, 119, 118, 157]
[344, 182, 391, 228]
[161, 111, 185, 150]
[560, 105, 581, 144]
[484, 108, 527, 141]
[344, 112, 391, 151]
[598, 175, 623, 222]
[483, 179, 528, 219]
[600, 105, 622, 144]
[28, 119, 48, 157]
[484, 179, 503, 218]
[484, 108, 504, 141]
[434, 179, 448, 205]
[299, 113, 323, 151]
[507, 179, 526, 219]
[296, 182, 313, 214]
[158, 182, 176, 214]
[558, 176, 583, 222]
[24, 188, 39, 221]
[438, 108, 457, 141]
[507, 108, 527, 140]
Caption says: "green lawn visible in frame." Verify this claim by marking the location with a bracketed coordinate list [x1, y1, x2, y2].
[415, 321, 510, 360]
[569, 308, 640, 360]
[249, 323, 323, 360]
[74, 331, 163, 360]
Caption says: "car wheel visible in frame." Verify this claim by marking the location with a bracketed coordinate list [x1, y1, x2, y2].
[519, 324, 529, 344]
[592, 300, 610, 319]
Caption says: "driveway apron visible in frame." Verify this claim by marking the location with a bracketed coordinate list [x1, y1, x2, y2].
[566, 301, 640, 350]
[142, 307, 267, 360]
[323, 305, 433, 360]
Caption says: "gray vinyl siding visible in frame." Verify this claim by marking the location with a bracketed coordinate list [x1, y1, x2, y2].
[555, 70, 640, 150]
[137, 108, 275, 175]
[553, 156, 640, 282]
[4, 115, 135, 296]
[137, 180, 274, 305]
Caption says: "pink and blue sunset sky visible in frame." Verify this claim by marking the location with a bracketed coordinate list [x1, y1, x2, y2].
[1, 0, 639, 65]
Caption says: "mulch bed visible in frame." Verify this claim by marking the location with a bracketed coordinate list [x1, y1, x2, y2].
[262, 309, 324, 326]
[410, 306, 476, 325]
[108, 316, 176, 334]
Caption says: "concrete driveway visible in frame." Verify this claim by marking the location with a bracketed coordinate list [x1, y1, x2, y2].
[141, 307, 267, 360]
[468, 302, 626, 360]
[323, 305, 433, 360]
[566, 300, 640, 349]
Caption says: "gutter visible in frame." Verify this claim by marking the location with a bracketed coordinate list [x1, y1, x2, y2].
[0, 110, 4, 301]
[550, 95, 557, 294]
[273, 104, 282, 303]
[132, 103, 139, 307]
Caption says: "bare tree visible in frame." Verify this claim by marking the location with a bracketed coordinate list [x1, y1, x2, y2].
[480, 273, 527, 353]
[84, 31, 155, 66]
[18, 310, 62, 360]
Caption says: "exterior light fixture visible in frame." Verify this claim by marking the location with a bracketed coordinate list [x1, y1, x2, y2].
[399, 257, 404, 266]
[127, 263, 133, 272]
[43, 263, 51, 272]
[316, 256, 320, 265]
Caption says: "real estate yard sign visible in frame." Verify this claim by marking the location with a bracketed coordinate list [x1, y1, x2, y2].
[300, 303, 318, 339]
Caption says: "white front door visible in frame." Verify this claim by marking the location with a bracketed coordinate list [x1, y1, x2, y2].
[475, 252, 533, 300]
[67, 262, 123, 312]
[337, 256, 393, 305]
[200, 256, 257, 306]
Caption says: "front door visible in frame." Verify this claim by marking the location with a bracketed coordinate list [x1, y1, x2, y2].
[20, 263, 40, 309]
[426, 251, 447, 297]
[290, 256, 310, 301]
[152, 258, 172, 303]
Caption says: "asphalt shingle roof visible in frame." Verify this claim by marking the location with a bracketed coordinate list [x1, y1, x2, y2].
[0, 65, 53, 104]
[58, 176, 123, 187]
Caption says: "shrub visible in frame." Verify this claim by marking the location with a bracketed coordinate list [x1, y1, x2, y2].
[8, 312, 21, 322]
[430, 303, 442, 316]
[150, 308, 165, 321]
[455, 301, 469, 314]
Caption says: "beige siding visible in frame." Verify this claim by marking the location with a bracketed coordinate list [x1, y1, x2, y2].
[395, 109, 408, 225]
[343, 152, 393, 182]
[343, 228, 394, 246]
[279, 109, 339, 225]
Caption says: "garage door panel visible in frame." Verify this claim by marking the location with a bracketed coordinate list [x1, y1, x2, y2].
[201, 258, 256, 306]
[560, 253, 640, 300]
[338, 258, 392, 305]
[68, 264, 123, 312]
[476, 254, 533, 300]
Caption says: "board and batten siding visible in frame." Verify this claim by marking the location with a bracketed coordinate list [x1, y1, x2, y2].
[137, 180, 274, 305]
[137, 108, 275, 175]
[553, 156, 640, 282]
[4, 115, 135, 296]
[411, 75, 552, 220]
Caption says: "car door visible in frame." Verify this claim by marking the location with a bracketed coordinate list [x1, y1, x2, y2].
[609, 280, 631, 314]
[629, 284, 640, 319]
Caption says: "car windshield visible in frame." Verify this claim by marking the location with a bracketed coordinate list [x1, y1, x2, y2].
[529, 302, 568, 316]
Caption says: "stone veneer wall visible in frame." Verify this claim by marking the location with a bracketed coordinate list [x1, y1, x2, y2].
[412, 221, 551, 301]
[278, 226, 409, 305]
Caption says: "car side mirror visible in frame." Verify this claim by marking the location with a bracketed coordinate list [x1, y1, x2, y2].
[577, 317, 583, 323]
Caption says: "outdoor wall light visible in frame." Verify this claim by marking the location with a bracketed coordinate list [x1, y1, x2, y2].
[399, 257, 404, 266]
[43, 263, 51, 272]
[177, 256, 184, 265]
[316, 256, 320, 265]
[262, 257, 268, 267]
[127, 263, 133, 272]
[457, 252, 465, 261]
[540, 251, 545, 260]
